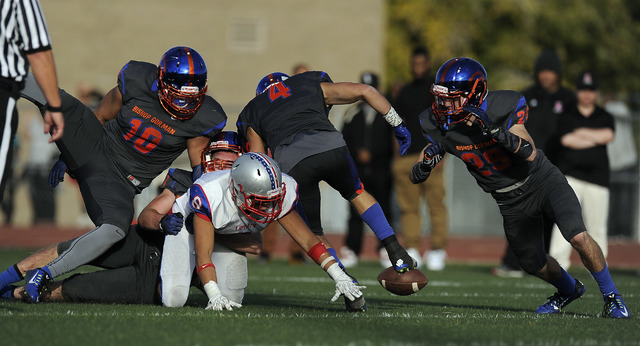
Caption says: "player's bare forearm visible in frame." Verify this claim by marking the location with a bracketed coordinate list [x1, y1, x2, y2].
[322, 82, 391, 115]
[137, 189, 176, 231]
[278, 211, 322, 252]
[194, 216, 218, 284]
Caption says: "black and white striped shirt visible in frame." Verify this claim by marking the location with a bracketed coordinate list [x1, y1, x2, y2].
[0, 0, 52, 82]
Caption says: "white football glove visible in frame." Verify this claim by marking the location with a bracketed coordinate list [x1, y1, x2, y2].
[203, 281, 242, 311]
[326, 263, 366, 302]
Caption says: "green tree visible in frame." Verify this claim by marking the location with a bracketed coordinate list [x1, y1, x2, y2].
[386, 0, 640, 93]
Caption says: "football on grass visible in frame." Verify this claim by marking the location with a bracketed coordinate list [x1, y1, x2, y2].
[377, 267, 429, 296]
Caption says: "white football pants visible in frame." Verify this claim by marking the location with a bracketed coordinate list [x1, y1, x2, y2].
[160, 227, 248, 307]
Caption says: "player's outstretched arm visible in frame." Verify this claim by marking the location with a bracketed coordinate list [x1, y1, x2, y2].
[278, 211, 365, 302]
[193, 216, 241, 311]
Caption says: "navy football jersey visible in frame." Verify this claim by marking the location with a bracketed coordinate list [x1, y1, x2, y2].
[420, 90, 542, 192]
[103, 61, 227, 189]
[236, 71, 337, 150]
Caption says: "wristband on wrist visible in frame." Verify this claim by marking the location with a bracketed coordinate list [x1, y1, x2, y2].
[306, 242, 328, 264]
[320, 256, 335, 269]
[383, 107, 403, 127]
[197, 262, 215, 274]
[45, 104, 63, 112]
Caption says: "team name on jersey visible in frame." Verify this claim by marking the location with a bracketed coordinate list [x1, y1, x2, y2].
[456, 138, 497, 151]
[132, 106, 176, 135]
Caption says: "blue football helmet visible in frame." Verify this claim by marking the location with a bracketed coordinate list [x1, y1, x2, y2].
[255, 72, 289, 96]
[201, 131, 246, 173]
[431, 57, 487, 129]
[157, 46, 208, 120]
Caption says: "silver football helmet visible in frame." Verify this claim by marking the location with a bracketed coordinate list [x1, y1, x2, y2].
[229, 152, 286, 223]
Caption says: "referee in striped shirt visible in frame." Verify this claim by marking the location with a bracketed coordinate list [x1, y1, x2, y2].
[0, 0, 64, 199]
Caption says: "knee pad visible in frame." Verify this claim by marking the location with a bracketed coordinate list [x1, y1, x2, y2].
[161, 285, 190, 307]
[211, 243, 247, 304]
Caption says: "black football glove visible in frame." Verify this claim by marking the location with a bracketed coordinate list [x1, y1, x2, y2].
[463, 106, 493, 134]
[381, 235, 417, 273]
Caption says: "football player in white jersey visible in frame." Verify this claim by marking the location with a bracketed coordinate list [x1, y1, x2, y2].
[161, 152, 365, 311]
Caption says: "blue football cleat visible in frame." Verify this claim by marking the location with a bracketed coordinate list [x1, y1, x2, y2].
[23, 268, 51, 303]
[536, 279, 585, 314]
[602, 293, 630, 319]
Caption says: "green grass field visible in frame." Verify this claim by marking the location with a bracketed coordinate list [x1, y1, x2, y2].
[0, 248, 638, 346]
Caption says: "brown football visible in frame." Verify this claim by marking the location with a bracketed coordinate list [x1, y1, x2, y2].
[377, 266, 429, 296]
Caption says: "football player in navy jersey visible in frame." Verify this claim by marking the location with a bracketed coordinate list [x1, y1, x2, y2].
[410, 57, 629, 319]
[237, 71, 417, 311]
[14, 46, 227, 303]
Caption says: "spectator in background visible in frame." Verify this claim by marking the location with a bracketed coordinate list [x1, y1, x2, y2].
[392, 46, 449, 271]
[340, 72, 394, 267]
[1, 0, 64, 200]
[493, 49, 576, 277]
[23, 113, 59, 224]
[604, 92, 638, 238]
[549, 71, 615, 269]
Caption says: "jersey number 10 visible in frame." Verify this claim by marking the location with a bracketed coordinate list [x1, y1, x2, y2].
[123, 118, 163, 154]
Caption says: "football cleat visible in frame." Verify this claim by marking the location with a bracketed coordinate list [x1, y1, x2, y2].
[602, 293, 630, 319]
[344, 273, 366, 312]
[535, 279, 585, 314]
[23, 268, 51, 303]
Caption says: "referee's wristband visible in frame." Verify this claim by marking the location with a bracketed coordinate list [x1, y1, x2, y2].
[45, 104, 63, 112]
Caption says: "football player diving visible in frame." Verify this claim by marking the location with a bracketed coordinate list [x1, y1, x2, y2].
[410, 57, 629, 318]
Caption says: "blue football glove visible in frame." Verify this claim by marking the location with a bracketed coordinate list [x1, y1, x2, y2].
[463, 106, 492, 133]
[393, 123, 411, 156]
[159, 213, 184, 235]
[48, 158, 68, 187]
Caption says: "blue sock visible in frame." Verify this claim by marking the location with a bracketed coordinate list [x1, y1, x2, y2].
[0, 265, 23, 289]
[552, 268, 577, 296]
[591, 264, 619, 296]
[360, 203, 394, 241]
[0, 285, 16, 299]
[327, 248, 345, 270]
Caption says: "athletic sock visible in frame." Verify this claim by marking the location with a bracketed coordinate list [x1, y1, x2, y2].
[327, 247, 345, 270]
[0, 264, 24, 289]
[0, 285, 16, 299]
[360, 203, 394, 241]
[590, 264, 619, 297]
[552, 268, 577, 296]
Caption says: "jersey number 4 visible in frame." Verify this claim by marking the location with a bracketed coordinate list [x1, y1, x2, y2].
[123, 118, 163, 154]
[267, 82, 292, 102]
